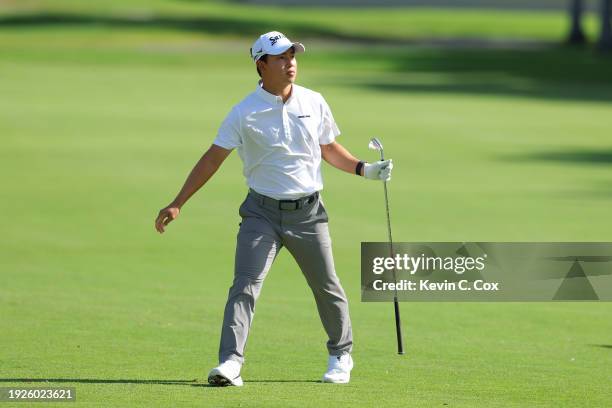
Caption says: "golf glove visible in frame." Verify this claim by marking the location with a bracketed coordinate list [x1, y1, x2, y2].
[364, 159, 393, 181]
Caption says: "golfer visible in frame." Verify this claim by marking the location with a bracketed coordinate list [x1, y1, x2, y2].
[155, 31, 392, 386]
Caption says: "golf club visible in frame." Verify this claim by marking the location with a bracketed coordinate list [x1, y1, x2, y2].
[368, 137, 405, 355]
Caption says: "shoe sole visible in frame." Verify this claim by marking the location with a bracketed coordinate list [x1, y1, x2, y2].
[208, 369, 244, 387]
[208, 374, 232, 387]
[321, 376, 350, 384]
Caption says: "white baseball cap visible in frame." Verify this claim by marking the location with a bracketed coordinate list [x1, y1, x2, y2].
[250, 31, 305, 62]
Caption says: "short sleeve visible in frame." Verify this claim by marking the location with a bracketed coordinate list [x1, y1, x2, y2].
[213, 106, 242, 150]
[319, 95, 340, 145]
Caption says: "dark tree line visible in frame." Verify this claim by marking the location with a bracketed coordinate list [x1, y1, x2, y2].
[567, 0, 612, 50]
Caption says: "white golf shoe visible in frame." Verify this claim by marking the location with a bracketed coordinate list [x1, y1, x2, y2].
[207, 360, 244, 387]
[322, 354, 353, 384]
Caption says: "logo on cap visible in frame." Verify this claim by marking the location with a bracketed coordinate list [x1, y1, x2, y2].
[269, 34, 284, 46]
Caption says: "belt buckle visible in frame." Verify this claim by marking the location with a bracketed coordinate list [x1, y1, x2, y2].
[279, 200, 298, 210]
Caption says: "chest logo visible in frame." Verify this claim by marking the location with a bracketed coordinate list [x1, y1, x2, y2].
[297, 114, 311, 118]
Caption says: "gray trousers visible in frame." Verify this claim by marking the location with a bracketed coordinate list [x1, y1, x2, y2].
[218, 190, 353, 364]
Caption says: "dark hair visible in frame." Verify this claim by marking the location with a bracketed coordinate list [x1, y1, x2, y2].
[256, 54, 268, 77]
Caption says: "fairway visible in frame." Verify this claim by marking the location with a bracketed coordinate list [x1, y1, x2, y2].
[1, 1, 612, 407]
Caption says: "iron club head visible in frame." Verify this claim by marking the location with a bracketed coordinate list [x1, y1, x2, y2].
[368, 137, 383, 151]
[369, 137, 384, 160]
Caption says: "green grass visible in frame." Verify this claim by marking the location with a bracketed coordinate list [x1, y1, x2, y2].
[0, 0, 603, 42]
[1, 1, 612, 407]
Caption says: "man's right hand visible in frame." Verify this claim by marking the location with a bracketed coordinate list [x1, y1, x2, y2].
[155, 205, 180, 234]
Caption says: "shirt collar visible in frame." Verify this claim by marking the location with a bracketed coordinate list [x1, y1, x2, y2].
[255, 81, 297, 105]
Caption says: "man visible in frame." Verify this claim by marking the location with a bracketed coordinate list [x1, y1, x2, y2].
[155, 31, 393, 386]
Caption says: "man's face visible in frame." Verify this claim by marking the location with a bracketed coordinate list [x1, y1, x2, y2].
[259, 48, 297, 84]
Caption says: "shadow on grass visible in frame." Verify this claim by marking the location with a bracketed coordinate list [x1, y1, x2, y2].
[0, 378, 320, 386]
[392, 48, 612, 83]
[363, 80, 612, 103]
[357, 47, 612, 103]
[589, 344, 612, 349]
[505, 149, 612, 166]
[245, 380, 320, 383]
[225, 0, 589, 11]
[2, 12, 612, 103]
[0, 378, 208, 387]
[0, 12, 407, 44]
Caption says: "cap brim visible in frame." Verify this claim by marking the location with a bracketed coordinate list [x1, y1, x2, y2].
[269, 42, 306, 56]
[292, 42, 305, 53]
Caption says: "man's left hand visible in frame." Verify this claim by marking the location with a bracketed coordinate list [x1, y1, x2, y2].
[364, 159, 393, 181]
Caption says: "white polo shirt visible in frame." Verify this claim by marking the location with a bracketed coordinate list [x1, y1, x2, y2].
[213, 83, 340, 200]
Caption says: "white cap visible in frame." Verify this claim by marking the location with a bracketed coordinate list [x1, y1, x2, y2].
[250, 31, 305, 62]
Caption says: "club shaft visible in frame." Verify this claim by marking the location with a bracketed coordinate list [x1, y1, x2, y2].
[379, 149, 404, 355]
[394, 295, 404, 354]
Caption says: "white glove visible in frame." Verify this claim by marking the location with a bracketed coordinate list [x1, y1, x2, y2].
[364, 159, 393, 181]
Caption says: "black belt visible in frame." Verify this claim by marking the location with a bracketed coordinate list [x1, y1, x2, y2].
[249, 189, 319, 211]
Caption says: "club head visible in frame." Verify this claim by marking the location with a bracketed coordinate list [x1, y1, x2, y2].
[369, 137, 384, 160]
[368, 137, 383, 151]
